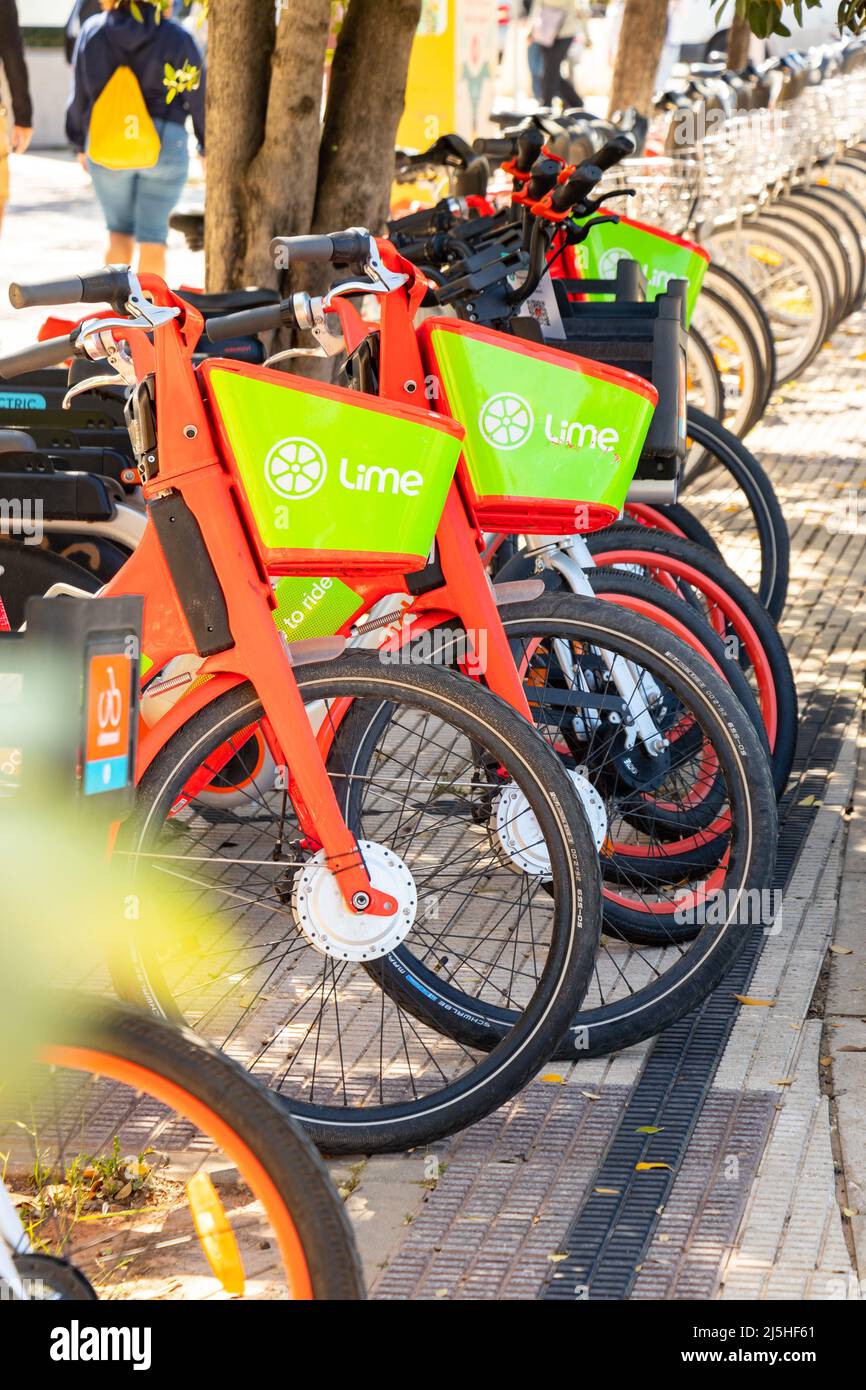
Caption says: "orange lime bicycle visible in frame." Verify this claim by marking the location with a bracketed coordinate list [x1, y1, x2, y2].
[123, 229, 770, 1060]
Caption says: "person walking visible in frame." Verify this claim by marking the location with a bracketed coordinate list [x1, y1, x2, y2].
[530, 0, 590, 109]
[66, 0, 205, 278]
[0, 0, 33, 234]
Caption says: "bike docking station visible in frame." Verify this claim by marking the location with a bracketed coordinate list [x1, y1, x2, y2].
[0, 594, 142, 818]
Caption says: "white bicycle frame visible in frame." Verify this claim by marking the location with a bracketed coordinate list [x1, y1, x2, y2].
[524, 532, 667, 758]
[0, 1176, 31, 1300]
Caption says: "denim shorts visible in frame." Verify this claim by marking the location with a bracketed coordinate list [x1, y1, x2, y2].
[88, 119, 190, 245]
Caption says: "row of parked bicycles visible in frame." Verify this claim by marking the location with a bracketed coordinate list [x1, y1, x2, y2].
[0, 34, 863, 1302]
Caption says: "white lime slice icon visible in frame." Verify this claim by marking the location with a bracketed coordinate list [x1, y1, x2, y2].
[479, 393, 534, 450]
[265, 438, 328, 499]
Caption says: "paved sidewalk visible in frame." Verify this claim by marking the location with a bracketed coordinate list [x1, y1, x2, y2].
[2, 155, 864, 1300]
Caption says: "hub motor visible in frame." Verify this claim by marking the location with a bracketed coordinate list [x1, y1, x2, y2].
[291, 840, 417, 961]
[492, 769, 608, 878]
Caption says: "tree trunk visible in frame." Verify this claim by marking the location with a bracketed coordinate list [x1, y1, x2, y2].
[205, 0, 275, 290]
[239, 0, 332, 289]
[608, 0, 670, 118]
[312, 0, 422, 244]
[727, 14, 752, 70]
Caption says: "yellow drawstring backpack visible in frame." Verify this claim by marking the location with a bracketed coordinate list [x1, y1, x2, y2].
[87, 66, 161, 170]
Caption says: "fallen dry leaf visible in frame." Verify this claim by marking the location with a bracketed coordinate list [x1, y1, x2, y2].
[843, 1207, 860, 1219]
[820, 1056, 832, 1067]
[541, 1073, 565, 1084]
[594, 1187, 620, 1196]
[734, 995, 775, 1006]
[581, 1090, 600, 1101]
[635, 1162, 672, 1172]
[771, 1078, 794, 1086]
[547, 1253, 569, 1262]
[635, 1125, 663, 1134]
[829, 945, 853, 955]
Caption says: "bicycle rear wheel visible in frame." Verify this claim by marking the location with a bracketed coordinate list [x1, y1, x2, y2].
[1, 995, 364, 1300]
[702, 262, 777, 407]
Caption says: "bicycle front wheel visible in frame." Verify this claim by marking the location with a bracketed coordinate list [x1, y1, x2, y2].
[2, 995, 364, 1300]
[114, 656, 602, 1153]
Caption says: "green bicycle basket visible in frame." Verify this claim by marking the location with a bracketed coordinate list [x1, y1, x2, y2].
[573, 215, 710, 327]
[420, 319, 657, 534]
[202, 361, 464, 576]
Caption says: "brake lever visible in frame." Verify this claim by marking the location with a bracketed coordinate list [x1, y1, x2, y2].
[563, 212, 622, 245]
[62, 371, 127, 408]
[585, 188, 636, 211]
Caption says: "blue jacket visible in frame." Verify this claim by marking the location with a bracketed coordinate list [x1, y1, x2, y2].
[66, 6, 205, 154]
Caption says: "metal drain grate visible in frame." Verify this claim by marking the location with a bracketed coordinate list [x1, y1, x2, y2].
[543, 684, 857, 1301]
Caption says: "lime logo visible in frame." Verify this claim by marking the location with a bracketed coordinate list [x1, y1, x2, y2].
[598, 247, 631, 279]
[265, 437, 327, 500]
[478, 392, 534, 451]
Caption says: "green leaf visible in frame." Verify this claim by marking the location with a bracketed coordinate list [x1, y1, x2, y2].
[164, 62, 174, 79]
[130, 0, 144, 21]
[165, 87, 176, 104]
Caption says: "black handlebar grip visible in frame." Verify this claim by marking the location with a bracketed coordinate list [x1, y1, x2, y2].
[0, 333, 77, 380]
[515, 125, 545, 173]
[471, 136, 517, 159]
[9, 266, 131, 310]
[205, 301, 288, 343]
[526, 156, 565, 201]
[550, 163, 603, 214]
[9, 276, 84, 309]
[269, 229, 371, 267]
[594, 132, 637, 172]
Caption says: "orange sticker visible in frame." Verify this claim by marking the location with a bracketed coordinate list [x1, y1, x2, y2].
[85, 652, 130, 764]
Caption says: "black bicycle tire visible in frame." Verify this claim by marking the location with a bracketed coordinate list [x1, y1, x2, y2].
[682, 405, 790, 621]
[32, 993, 366, 1299]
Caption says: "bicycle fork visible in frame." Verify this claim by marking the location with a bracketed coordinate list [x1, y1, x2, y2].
[526, 533, 669, 758]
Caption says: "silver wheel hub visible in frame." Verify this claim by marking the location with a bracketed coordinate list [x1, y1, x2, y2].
[291, 840, 417, 961]
[492, 769, 608, 878]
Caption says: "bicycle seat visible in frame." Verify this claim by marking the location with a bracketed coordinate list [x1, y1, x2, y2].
[169, 207, 204, 251]
[395, 133, 477, 175]
[177, 286, 280, 315]
[689, 62, 726, 78]
[0, 428, 37, 454]
[169, 209, 204, 239]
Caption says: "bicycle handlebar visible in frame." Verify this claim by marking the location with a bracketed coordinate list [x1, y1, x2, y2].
[9, 266, 132, 310]
[205, 300, 292, 343]
[514, 125, 545, 173]
[269, 230, 372, 267]
[472, 135, 518, 159]
[549, 163, 603, 214]
[593, 132, 637, 172]
[0, 332, 78, 380]
[525, 157, 564, 201]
